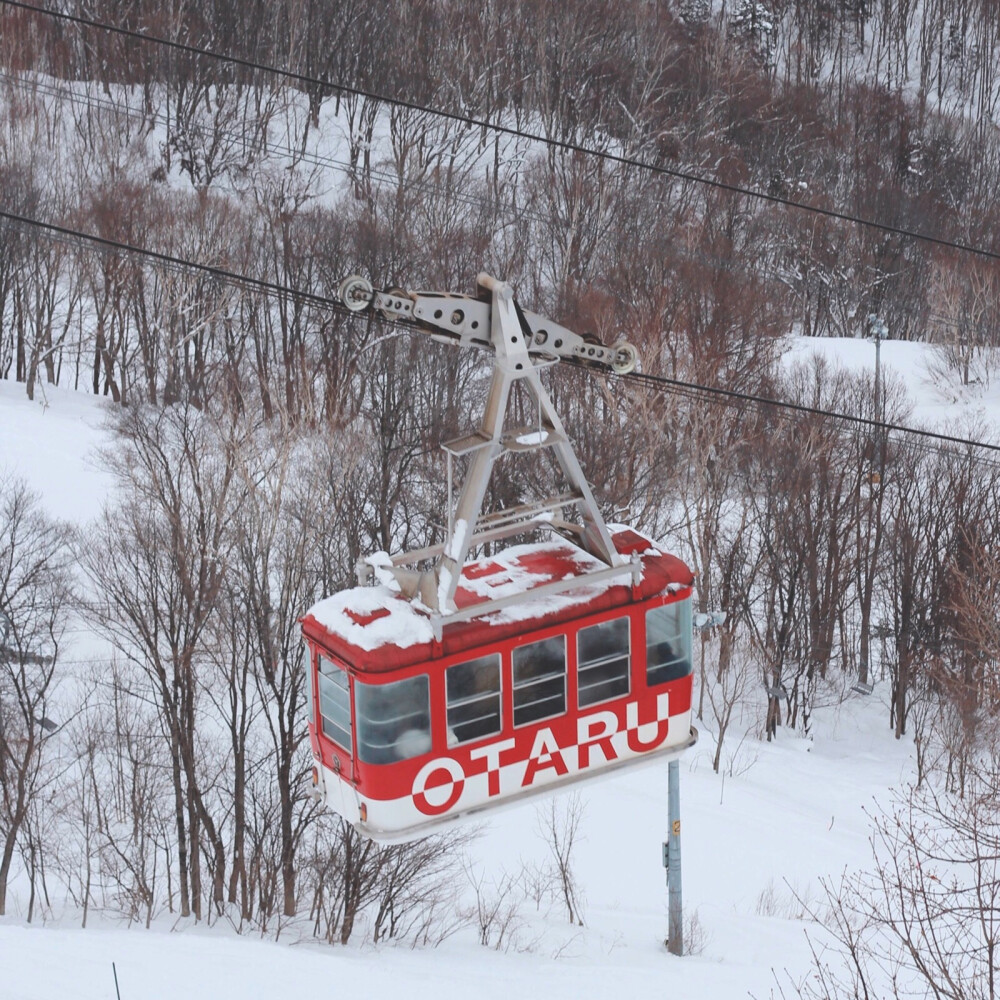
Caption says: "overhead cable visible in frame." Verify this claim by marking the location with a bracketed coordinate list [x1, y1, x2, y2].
[3, 202, 999, 461]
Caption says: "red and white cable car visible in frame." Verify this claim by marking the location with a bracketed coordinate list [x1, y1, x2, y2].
[301, 274, 697, 842]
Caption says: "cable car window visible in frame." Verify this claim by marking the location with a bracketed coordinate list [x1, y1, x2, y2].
[303, 644, 316, 723]
[513, 636, 566, 727]
[577, 617, 630, 707]
[318, 656, 351, 751]
[355, 674, 432, 764]
[446, 653, 502, 746]
[646, 600, 692, 686]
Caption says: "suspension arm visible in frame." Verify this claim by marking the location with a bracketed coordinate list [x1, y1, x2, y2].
[338, 273, 638, 374]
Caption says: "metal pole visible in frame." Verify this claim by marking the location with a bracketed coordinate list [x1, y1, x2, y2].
[667, 758, 683, 955]
[876, 322, 887, 479]
[447, 450, 454, 541]
[869, 314, 886, 478]
[873, 330, 881, 448]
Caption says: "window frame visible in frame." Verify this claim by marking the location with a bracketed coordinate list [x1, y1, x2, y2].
[512, 634, 567, 729]
[445, 652, 503, 747]
[317, 654, 352, 752]
[354, 673, 432, 765]
[303, 643, 316, 724]
[576, 615, 631, 709]
[645, 598, 693, 688]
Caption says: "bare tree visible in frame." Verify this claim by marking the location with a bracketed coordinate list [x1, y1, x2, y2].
[536, 793, 585, 926]
[0, 477, 72, 916]
[926, 256, 1000, 390]
[701, 636, 758, 774]
[462, 860, 527, 952]
[800, 761, 1000, 1000]
[82, 404, 242, 919]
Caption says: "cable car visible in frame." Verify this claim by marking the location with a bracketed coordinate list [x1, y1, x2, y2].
[301, 274, 697, 842]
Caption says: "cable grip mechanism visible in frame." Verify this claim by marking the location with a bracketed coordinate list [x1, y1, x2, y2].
[338, 275, 374, 312]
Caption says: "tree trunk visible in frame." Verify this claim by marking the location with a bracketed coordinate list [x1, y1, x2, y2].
[280, 754, 296, 917]
[170, 742, 192, 918]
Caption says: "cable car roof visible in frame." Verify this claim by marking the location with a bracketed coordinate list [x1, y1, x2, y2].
[302, 527, 693, 673]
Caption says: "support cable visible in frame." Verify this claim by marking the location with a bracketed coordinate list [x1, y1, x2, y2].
[2, 202, 999, 461]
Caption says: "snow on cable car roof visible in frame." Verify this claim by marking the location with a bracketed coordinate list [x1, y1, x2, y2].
[302, 527, 693, 673]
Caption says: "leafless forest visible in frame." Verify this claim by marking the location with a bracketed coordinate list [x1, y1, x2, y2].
[2, 1, 1000, 991]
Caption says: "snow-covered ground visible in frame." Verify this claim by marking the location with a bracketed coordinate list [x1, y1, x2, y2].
[0, 378, 115, 523]
[784, 334, 1000, 434]
[0, 338, 991, 999]
[0, 695, 912, 1000]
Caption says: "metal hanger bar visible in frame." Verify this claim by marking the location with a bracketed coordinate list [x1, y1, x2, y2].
[430, 560, 638, 641]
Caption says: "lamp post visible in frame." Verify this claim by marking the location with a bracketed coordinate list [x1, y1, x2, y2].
[867, 314, 888, 479]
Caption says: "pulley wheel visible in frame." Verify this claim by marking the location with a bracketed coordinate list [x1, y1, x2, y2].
[338, 275, 374, 312]
[611, 341, 639, 374]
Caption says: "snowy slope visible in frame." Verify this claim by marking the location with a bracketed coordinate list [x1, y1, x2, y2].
[784, 335, 1000, 436]
[0, 378, 116, 522]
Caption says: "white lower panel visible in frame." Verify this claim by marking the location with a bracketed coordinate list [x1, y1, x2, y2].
[318, 704, 695, 843]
